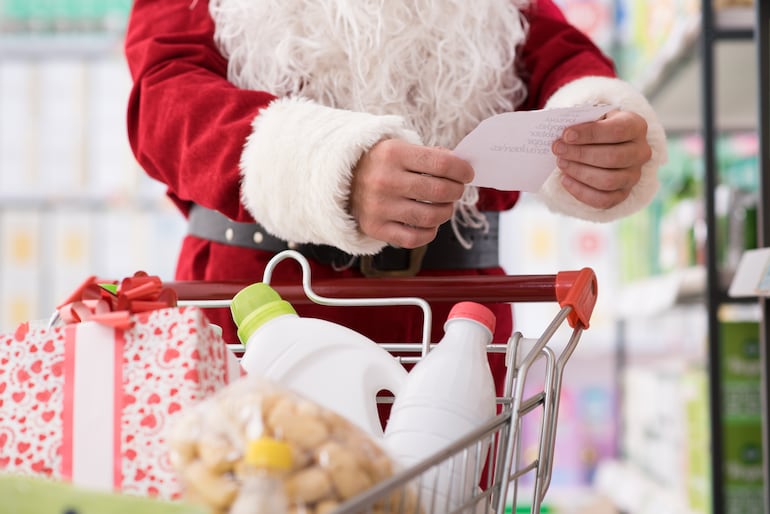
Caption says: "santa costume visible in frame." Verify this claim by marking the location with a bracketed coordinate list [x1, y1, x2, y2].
[124, 0, 666, 393]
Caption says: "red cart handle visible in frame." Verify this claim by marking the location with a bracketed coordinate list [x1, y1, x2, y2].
[169, 269, 597, 329]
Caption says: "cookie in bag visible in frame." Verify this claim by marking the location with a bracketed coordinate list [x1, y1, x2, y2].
[167, 375, 422, 514]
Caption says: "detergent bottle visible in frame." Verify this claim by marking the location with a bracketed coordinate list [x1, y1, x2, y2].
[231, 282, 407, 439]
[383, 301, 497, 512]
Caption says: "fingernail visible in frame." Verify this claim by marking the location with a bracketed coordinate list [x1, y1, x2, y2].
[564, 130, 578, 143]
[553, 142, 566, 155]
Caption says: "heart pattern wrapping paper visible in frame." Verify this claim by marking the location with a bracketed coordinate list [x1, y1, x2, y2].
[0, 306, 242, 499]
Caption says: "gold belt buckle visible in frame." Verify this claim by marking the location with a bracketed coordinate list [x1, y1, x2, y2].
[359, 245, 427, 278]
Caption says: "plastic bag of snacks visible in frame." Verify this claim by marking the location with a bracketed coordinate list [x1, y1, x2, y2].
[167, 375, 421, 514]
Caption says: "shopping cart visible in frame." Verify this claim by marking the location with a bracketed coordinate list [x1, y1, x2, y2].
[172, 250, 598, 514]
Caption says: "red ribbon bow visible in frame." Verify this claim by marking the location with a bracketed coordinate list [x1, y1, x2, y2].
[56, 272, 178, 330]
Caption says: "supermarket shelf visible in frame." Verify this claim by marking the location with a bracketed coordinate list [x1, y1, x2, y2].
[510, 485, 618, 514]
[615, 266, 754, 319]
[0, 31, 125, 59]
[638, 7, 757, 133]
[700, 2, 766, 513]
[713, 6, 756, 37]
[594, 460, 700, 514]
[639, 7, 754, 95]
[615, 266, 706, 319]
[0, 193, 174, 211]
[633, 14, 702, 101]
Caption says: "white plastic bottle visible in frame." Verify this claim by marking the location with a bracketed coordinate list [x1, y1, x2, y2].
[231, 282, 408, 439]
[383, 301, 497, 512]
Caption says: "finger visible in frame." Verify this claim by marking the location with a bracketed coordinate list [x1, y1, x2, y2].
[396, 199, 455, 229]
[353, 162, 465, 205]
[554, 140, 651, 169]
[560, 173, 632, 210]
[561, 110, 648, 145]
[375, 221, 438, 249]
[371, 197, 454, 229]
[398, 170, 468, 204]
[356, 197, 453, 239]
[557, 159, 641, 193]
[401, 145, 474, 184]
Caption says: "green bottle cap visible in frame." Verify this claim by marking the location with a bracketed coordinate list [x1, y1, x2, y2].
[230, 283, 296, 345]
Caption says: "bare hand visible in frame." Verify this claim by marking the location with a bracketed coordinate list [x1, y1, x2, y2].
[552, 109, 652, 209]
[349, 139, 474, 248]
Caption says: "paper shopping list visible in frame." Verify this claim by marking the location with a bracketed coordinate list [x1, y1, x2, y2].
[453, 104, 616, 192]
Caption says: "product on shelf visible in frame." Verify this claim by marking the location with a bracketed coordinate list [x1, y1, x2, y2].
[713, 0, 754, 8]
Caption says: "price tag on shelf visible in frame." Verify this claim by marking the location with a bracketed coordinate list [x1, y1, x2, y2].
[728, 247, 770, 297]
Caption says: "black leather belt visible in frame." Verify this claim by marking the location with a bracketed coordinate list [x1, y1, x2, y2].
[187, 204, 499, 276]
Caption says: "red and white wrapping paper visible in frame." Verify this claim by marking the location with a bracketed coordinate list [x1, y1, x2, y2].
[0, 305, 242, 499]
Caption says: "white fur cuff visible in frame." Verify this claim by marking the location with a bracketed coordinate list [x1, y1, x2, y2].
[538, 76, 667, 222]
[239, 97, 423, 255]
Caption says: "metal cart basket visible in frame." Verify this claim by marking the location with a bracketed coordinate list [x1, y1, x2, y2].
[173, 250, 598, 514]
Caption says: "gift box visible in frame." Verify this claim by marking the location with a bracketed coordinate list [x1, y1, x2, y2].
[0, 274, 242, 499]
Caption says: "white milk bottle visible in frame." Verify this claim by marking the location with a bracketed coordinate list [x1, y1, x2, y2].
[231, 282, 407, 439]
[383, 301, 497, 512]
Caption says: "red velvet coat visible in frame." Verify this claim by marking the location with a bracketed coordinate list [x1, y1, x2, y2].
[124, 0, 617, 393]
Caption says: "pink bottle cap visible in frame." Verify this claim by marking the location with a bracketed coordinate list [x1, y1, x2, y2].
[447, 302, 496, 334]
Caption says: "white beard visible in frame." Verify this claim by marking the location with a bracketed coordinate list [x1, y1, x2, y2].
[209, 0, 530, 148]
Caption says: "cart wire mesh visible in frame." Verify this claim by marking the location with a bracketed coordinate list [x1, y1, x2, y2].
[175, 250, 598, 514]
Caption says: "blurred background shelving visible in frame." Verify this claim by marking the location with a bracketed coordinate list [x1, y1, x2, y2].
[506, 0, 767, 513]
[0, 1, 767, 514]
[597, 1, 766, 513]
[0, 0, 186, 328]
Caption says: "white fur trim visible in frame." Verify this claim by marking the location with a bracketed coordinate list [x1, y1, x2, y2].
[239, 97, 422, 255]
[537, 76, 667, 222]
[210, 0, 528, 149]
[212, 0, 530, 248]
